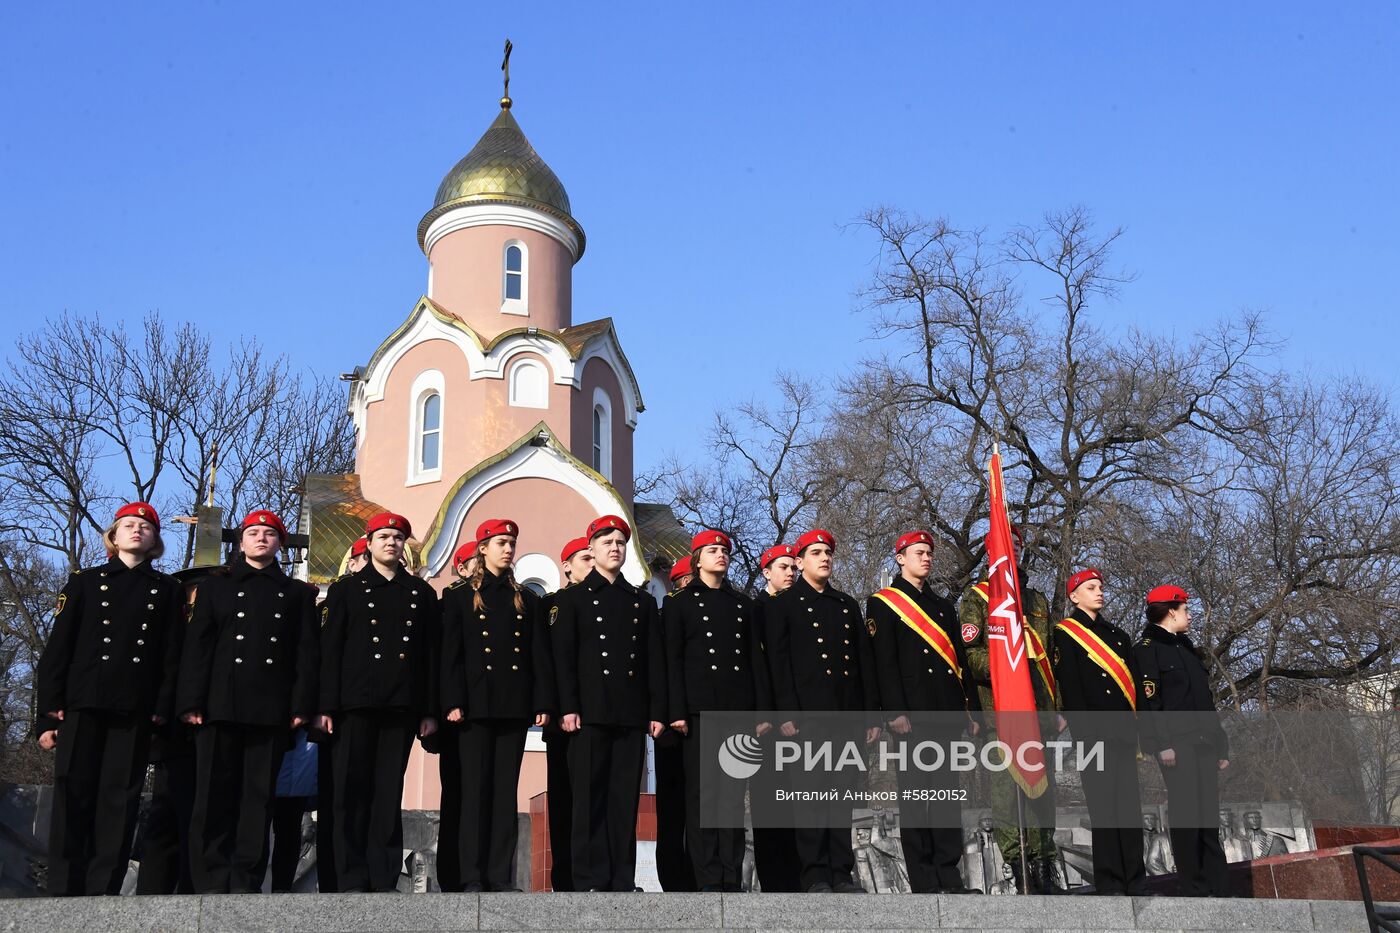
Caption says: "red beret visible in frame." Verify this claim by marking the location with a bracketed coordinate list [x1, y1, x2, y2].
[587, 514, 631, 542]
[759, 544, 796, 569]
[1146, 584, 1190, 605]
[691, 529, 731, 552]
[895, 530, 934, 553]
[1066, 567, 1103, 596]
[669, 556, 693, 582]
[476, 518, 519, 542]
[795, 529, 836, 555]
[241, 509, 288, 542]
[350, 537, 368, 558]
[1010, 524, 1024, 549]
[560, 536, 591, 563]
[453, 541, 478, 565]
[366, 512, 411, 539]
[114, 501, 160, 531]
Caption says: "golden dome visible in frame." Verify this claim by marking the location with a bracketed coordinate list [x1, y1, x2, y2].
[418, 105, 585, 256]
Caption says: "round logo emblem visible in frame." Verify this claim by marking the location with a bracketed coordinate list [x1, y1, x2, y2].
[961, 622, 980, 644]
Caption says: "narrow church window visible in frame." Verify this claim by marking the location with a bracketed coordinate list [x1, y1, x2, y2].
[592, 406, 604, 472]
[420, 392, 441, 471]
[504, 244, 523, 301]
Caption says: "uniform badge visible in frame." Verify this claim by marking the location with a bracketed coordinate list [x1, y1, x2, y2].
[961, 622, 979, 644]
[54, 593, 66, 616]
[549, 606, 558, 626]
[321, 605, 329, 627]
[866, 617, 876, 637]
[1143, 680, 1156, 699]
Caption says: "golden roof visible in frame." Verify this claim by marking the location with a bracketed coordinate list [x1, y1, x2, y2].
[418, 105, 585, 256]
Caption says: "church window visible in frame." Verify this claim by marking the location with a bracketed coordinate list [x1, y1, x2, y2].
[407, 369, 445, 486]
[591, 386, 613, 480]
[501, 241, 528, 314]
[419, 392, 441, 471]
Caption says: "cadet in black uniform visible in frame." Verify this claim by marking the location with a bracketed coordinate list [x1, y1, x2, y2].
[551, 514, 665, 892]
[665, 530, 772, 892]
[866, 530, 982, 893]
[750, 544, 801, 893]
[654, 555, 695, 893]
[319, 512, 440, 893]
[176, 509, 319, 893]
[541, 536, 592, 891]
[441, 519, 555, 891]
[1052, 568, 1146, 896]
[764, 529, 881, 894]
[1134, 585, 1230, 897]
[36, 502, 183, 896]
[433, 538, 477, 894]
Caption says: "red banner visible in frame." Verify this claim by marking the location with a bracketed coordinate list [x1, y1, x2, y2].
[985, 446, 1049, 798]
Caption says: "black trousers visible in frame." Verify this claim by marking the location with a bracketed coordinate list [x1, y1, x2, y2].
[1079, 739, 1146, 895]
[1161, 743, 1229, 896]
[681, 715, 745, 890]
[46, 709, 151, 896]
[268, 796, 309, 892]
[895, 726, 965, 893]
[315, 736, 337, 892]
[332, 710, 416, 892]
[135, 735, 196, 895]
[455, 719, 529, 890]
[568, 724, 644, 891]
[654, 730, 695, 891]
[750, 732, 800, 892]
[188, 722, 285, 893]
[434, 723, 463, 892]
[543, 727, 573, 891]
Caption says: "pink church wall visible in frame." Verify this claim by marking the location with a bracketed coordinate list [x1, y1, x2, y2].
[428, 225, 574, 338]
[356, 342, 580, 537]
[572, 356, 635, 504]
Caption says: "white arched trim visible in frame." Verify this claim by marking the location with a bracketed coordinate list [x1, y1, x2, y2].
[421, 441, 646, 585]
[423, 203, 581, 261]
[514, 552, 560, 594]
[591, 386, 614, 481]
[508, 357, 550, 409]
[407, 370, 445, 486]
[352, 300, 643, 430]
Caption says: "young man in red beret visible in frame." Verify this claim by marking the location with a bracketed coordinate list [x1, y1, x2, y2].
[654, 550, 697, 893]
[539, 536, 594, 891]
[749, 543, 801, 892]
[1052, 569, 1146, 896]
[764, 530, 881, 893]
[36, 502, 183, 895]
[866, 531, 981, 893]
[176, 509, 320, 893]
[318, 512, 440, 892]
[551, 515, 665, 891]
[431, 538, 477, 894]
[1135, 586, 1230, 896]
[665, 530, 772, 891]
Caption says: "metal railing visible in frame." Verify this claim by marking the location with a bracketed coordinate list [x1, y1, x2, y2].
[1353, 845, 1400, 933]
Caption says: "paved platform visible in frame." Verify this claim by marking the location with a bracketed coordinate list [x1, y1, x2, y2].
[0, 891, 1378, 932]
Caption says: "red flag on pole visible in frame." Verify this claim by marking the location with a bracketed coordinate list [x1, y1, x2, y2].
[985, 445, 1049, 798]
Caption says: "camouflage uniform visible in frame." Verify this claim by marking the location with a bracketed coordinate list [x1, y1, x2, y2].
[959, 577, 1064, 893]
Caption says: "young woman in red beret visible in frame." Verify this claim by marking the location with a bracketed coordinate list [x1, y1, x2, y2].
[35, 502, 183, 895]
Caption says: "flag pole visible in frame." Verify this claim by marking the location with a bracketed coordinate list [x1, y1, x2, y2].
[1016, 783, 1030, 894]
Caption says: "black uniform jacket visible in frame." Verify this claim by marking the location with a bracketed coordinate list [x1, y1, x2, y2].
[320, 563, 440, 719]
[440, 569, 556, 721]
[176, 559, 319, 727]
[1051, 607, 1143, 744]
[763, 575, 879, 716]
[663, 578, 773, 719]
[550, 568, 665, 729]
[36, 556, 183, 724]
[866, 575, 982, 722]
[1134, 623, 1228, 758]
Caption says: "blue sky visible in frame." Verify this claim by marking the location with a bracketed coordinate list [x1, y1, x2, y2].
[2, 2, 1396, 474]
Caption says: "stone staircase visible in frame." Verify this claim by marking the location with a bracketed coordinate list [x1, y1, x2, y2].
[0, 891, 1380, 933]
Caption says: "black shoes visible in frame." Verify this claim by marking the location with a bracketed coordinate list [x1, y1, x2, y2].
[832, 880, 866, 894]
[805, 881, 834, 893]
